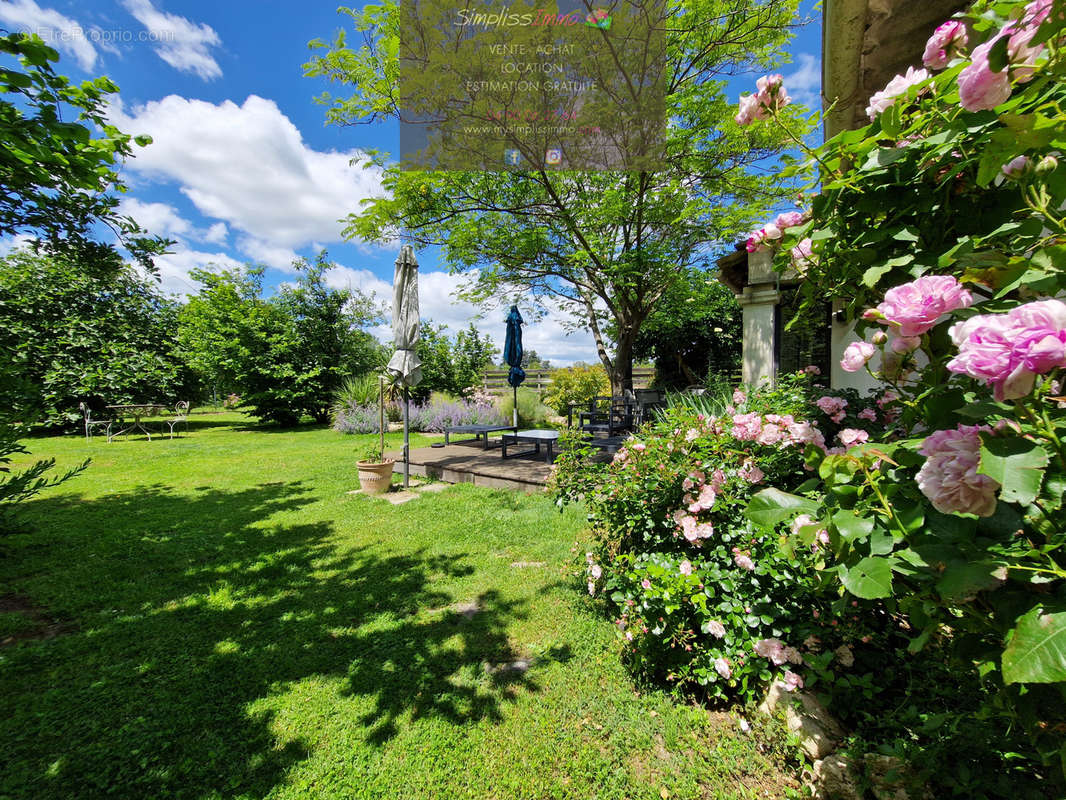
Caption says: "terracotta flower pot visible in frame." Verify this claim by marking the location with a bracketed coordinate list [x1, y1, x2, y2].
[357, 459, 395, 494]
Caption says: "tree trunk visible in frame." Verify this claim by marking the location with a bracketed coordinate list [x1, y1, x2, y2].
[611, 336, 635, 395]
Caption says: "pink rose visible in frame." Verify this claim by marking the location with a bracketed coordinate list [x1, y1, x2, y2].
[734, 93, 760, 126]
[679, 559, 693, 576]
[916, 425, 1000, 517]
[732, 388, 747, 405]
[753, 638, 787, 665]
[735, 74, 791, 127]
[739, 463, 764, 484]
[775, 211, 806, 230]
[590, 564, 602, 579]
[731, 412, 763, 441]
[947, 299, 1066, 401]
[782, 670, 804, 692]
[858, 408, 877, 422]
[1002, 155, 1031, 179]
[958, 37, 1012, 111]
[923, 20, 968, 70]
[714, 657, 732, 679]
[865, 66, 931, 119]
[873, 275, 973, 338]
[732, 551, 756, 571]
[838, 428, 870, 447]
[890, 336, 922, 354]
[815, 396, 848, 423]
[641, 578, 652, 590]
[706, 619, 726, 638]
[840, 341, 876, 372]
[790, 238, 816, 271]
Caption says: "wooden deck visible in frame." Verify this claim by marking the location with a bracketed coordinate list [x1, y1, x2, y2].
[387, 441, 556, 493]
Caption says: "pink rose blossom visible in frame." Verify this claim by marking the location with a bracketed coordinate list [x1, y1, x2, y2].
[782, 670, 804, 692]
[958, 36, 1012, 111]
[714, 657, 732, 679]
[923, 20, 968, 70]
[732, 388, 747, 405]
[739, 463, 764, 484]
[736, 75, 791, 126]
[632, 442, 646, 451]
[756, 423, 783, 446]
[916, 425, 1000, 517]
[641, 578, 652, 590]
[815, 396, 848, 424]
[947, 299, 1066, 401]
[732, 550, 756, 571]
[804, 365, 821, 375]
[679, 559, 693, 576]
[790, 237, 816, 271]
[731, 412, 763, 441]
[841, 341, 876, 372]
[871, 275, 974, 338]
[775, 211, 806, 230]
[1002, 155, 1031, 179]
[590, 564, 602, 579]
[816, 529, 830, 546]
[734, 92, 760, 125]
[865, 66, 931, 119]
[753, 638, 788, 665]
[588, 581, 596, 596]
[838, 428, 870, 447]
[890, 336, 922, 354]
[858, 408, 877, 422]
[706, 620, 726, 638]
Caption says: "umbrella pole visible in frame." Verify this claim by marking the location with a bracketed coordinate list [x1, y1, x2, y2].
[513, 385, 518, 429]
[403, 387, 410, 489]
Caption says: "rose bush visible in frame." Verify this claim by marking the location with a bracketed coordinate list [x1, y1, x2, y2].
[735, 0, 1066, 786]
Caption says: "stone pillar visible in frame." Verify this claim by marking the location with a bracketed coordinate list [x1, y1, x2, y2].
[738, 248, 780, 387]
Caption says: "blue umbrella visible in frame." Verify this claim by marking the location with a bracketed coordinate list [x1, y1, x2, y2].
[503, 305, 525, 427]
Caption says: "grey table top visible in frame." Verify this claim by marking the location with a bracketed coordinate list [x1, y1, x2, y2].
[506, 429, 560, 441]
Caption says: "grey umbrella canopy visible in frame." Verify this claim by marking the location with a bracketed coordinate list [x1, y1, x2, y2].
[386, 245, 421, 488]
[386, 245, 422, 388]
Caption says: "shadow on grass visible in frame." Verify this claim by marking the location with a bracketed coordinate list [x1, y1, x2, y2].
[1, 481, 536, 799]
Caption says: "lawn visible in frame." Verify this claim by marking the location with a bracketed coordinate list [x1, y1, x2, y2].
[1, 413, 798, 800]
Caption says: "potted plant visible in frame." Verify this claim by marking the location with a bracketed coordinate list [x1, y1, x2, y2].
[357, 443, 394, 494]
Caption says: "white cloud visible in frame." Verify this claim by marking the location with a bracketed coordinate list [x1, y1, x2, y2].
[117, 197, 232, 247]
[107, 95, 384, 258]
[237, 237, 300, 271]
[0, 0, 97, 70]
[324, 263, 597, 366]
[121, 0, 222, 80]
[0, 234, 37, 257]
[149, 244, 243, 297]
[785, 53, 821, 110]
[202, 222, 228, 245]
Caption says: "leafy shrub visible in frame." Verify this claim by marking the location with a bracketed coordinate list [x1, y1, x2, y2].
[499, 387, 555, 428]
[542, 365, 609, 416]
[332, 403, 381, 434]
[409, 395, 506, 432]
[222, 393, 241, 409]
[551, 402, 842, 704]
[1, 417, 87, 534]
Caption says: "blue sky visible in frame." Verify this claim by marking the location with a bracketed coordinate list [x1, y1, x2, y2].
[0, 0, 822, 365]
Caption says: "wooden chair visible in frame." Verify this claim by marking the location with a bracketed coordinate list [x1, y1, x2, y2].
[79, 402, 114, 442]
[162, 401, 189, 439]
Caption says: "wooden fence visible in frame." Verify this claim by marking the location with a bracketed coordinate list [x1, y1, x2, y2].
[481, 366, 656, 393]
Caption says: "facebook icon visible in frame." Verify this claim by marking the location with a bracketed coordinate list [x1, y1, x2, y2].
[504, 149, 522, 166]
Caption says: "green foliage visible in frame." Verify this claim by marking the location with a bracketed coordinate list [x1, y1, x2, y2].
[542, 365, 609, 416]
[631, 268, 742, 390]
[335, 374, 384, 409]
[0, 248, 193, 429]
[304, 1, 809, 390]
[179, 252, 382, 426]
[0, 33, 167, 268]
[0, 416, 86, 534]
[413, 322, 496, 401]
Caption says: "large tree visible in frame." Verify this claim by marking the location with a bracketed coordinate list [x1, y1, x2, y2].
[305, 0, 809, 391]
[0, 32, 167, 267]
[178, 252, 384, 425]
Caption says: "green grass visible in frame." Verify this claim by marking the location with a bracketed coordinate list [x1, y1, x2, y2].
[1, 412, 798, 799]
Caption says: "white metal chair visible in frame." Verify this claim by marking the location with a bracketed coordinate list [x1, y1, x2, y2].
[162, 401, 189, 439]
[79, 402, 114, 442]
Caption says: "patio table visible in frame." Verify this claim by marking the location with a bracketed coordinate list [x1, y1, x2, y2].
[106, 404, 168, 441]
[444, 424, 518, 449]
[501, 429, 560, 463]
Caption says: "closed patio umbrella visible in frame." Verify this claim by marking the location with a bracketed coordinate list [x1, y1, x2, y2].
[503, 305, 525, 428]
[386, 245, 421, 488]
